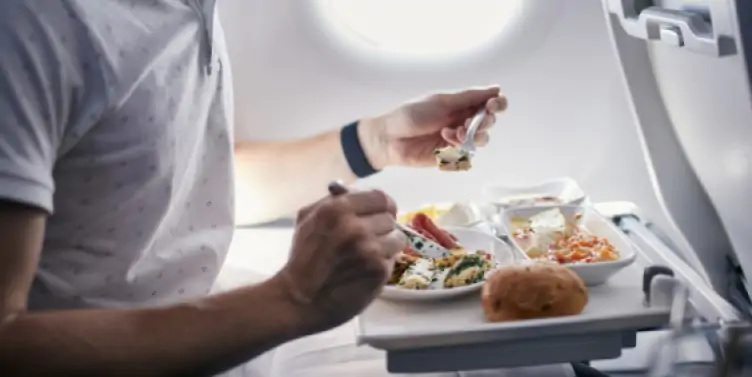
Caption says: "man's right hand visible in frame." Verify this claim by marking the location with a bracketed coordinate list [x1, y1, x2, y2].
[276, 188, 407, 334]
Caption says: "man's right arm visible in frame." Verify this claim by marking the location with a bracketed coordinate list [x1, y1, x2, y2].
[0, 200, 308, 377]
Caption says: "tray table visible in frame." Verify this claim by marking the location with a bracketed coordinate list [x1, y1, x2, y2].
[355, 202, 742, 373]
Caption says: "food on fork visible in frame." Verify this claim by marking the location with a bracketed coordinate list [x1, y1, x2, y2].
[388, 213, 496, 290]
[434, 146, 471, 171]
[510, 208, 620, 264]
[481, 261, 588, 322]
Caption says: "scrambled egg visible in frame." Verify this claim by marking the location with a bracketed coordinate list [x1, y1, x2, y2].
[397, 258, 435, 290]
[397, 204, 449, 224]
[444, 252, 494, 288]
[397, 202, 474, 227]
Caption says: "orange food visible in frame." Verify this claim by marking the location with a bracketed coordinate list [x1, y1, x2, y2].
[534, 230, 619, 264]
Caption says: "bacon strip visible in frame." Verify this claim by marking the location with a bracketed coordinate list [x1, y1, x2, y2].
[407, 216, 440, 244]
[412, 213, 457, 249]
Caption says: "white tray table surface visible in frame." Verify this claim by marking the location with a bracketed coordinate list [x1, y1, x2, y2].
[358, 255, 671, 351]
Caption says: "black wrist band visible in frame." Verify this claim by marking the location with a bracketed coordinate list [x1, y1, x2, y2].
[341, 121, 379, 178]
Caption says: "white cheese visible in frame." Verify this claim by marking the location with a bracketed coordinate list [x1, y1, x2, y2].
[529, 208, 566, 234]
[525, 208, 567, 256]
[397, 258, 435, 290]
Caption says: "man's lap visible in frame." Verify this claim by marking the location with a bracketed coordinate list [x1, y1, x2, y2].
[211, 265, 575, 377]
[269, 319, 448, 377]
[270, 320, 576, 377]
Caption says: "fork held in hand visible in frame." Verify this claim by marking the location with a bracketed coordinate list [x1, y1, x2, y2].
[459, 107, 487, 156]
[327, 180, 348, 196]
[326, 180, 451, 258]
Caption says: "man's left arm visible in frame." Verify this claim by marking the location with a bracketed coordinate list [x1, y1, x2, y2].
[233, 87, 507, 225]
[233, 117, 386, 225]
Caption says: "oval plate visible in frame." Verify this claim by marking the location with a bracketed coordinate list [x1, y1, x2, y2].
[482, 177, 588, 209]
[380, 227, 518, 301]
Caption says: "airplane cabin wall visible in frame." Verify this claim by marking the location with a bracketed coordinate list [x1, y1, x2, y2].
[219, 0, 668, 229]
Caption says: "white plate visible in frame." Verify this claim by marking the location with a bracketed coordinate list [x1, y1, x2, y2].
[380, 227, 518, 301]
[482, 177, 588, 209]
[501, 205, 637, 286]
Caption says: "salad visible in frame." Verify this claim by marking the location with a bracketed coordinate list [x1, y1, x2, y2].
[509, 208, 620, 264]
[388, 213, 495, 290]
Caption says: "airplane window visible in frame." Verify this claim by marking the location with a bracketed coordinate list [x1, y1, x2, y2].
[316, 0, 523, 57]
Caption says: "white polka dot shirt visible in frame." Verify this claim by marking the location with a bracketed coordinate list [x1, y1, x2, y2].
[0, 0, 236, 310]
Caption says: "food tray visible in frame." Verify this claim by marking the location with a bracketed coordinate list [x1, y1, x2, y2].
[355, 202, 706, 373]
[357, 251, 671, 372]
[358, 260, 668, 343]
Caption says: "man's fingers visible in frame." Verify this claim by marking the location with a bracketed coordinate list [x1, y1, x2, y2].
[454, 117, 493, 143]
[456, 126, 465, 143]
[327, 180, 349, 196]
[441, 127, 461, 145]
[378, 230, 407, 259]
[360, 213, 397, 236]
[485, 95, 508, 114]
[462, 109, 496, 131]
[479, 113, 496, 131]
[441, 126, 490, 148]
[474, 131, 490, 147]
[438, 86, 501, 111]
[342, 189, 397, 216]
[382, 261, 395, 285]
[296, 199, 322, 223]
[436, 87, 505, 147]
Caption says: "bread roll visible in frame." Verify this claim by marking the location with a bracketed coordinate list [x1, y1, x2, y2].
[481, 261, 588, 322]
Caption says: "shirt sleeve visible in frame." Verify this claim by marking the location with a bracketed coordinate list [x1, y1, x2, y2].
[0, 1, 103, 213]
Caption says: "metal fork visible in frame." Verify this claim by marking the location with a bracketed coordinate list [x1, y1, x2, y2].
[327, 181, 451, 258]
[459, 107, 488, 157]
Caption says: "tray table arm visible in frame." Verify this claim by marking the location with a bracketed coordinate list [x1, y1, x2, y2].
[595, 202, 741, 323]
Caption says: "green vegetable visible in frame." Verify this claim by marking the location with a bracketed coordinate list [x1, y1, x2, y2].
[446, 254, 489, 278]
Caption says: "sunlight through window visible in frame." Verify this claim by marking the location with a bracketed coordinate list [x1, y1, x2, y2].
[318, 0, 523, 57]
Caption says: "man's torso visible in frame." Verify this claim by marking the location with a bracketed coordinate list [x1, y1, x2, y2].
[25, 0, 236, 310]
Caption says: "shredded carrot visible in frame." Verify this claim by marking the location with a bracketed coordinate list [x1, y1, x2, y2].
[534, 227, 619, 264]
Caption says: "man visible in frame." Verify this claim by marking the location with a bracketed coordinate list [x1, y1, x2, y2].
[0, 1, 505, 376]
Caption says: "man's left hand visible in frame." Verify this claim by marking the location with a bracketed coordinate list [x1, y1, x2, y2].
[359, 86, 508, 169]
